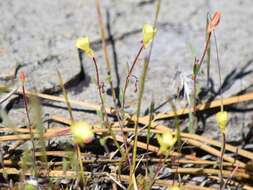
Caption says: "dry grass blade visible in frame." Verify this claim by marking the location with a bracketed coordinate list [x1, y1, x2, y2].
[182, 138, 245, 167]
[0, 168, 216, 190]
[2, 88, 253, 120]
[209, 176, 253, 190]
[1, 167, 251, 187]
[150, 92, 253, 120]
[3, 87, 114, 114]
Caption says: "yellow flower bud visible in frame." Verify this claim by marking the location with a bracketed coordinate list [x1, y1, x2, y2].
[167, 185, 181, 190]
[70, 121, 94, 144]
[216, 111, 228, 133]
[143, 24, 157, 48]
[157, 130, 177, 153]
[76, 37, 95, 57]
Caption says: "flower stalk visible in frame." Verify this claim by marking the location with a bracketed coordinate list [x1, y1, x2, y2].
[19, 71, 38, 177]
[122, 43, 144, 111]
[191, 11, 221, 132]
[76, 37, 123, 155]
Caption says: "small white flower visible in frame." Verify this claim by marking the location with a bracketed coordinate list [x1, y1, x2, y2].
[180, 72, 194, 104]
[26, 178, 38, 187]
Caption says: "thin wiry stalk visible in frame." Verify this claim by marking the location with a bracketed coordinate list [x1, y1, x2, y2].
[191, 19, 213, 133]
[56, 70, 86, 185]
[92, 57, 123, 155]
[206, 13, 211, 87]
[95, 0, 129, 157]
[149, 153, 170, 188]
[30, 97, 53, 189]
[213, 30, 225, 190]
[197, 32, 211, 75]
[122, 44, 144, 111]
[92, 57, 105, 117]
[220, 132, 226, 189]
[129, 58, 149, 188]
[222, 163, 239, 190]
[213, 31, 224, 112]
[21, 82, 38, 178]
[130, 0, 160, 184]
[192, 58, 198, 133]
[146, 101, 155, 154]
[56, 70, 74, 121]
[95, 0, 117, 106]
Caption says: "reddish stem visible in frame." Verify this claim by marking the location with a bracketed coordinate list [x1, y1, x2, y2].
[21, 84, 38, 177]
[122, 44, 144, 110]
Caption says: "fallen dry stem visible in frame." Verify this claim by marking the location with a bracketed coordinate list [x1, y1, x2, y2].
[1, 121, 249, 168]
[0, 167, 251, 181]
[209, 176, 253, 190]
[2, 86, 253, 119]
[0, 168, 215, 190]
[147, 91, 253, 120]
[51, 114, 253, 163]
[181, 138, 245, 167]
[3, 87, 253, 129]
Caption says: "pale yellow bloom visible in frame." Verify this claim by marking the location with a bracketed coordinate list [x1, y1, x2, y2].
[75, 37, 95, 57]
[142, 24, 157, 48]
[216, 111, 228, 133]
[167, 185, 181, 190]
[70, 121, 94, 144]
[157, 130, 177, 153]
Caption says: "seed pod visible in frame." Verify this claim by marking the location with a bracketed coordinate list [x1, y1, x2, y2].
[208, 11, 221, 33]
[19, 71, 26, 82]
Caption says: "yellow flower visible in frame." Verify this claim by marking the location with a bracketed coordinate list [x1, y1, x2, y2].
[167, 185, 181, 190]
[216, 111, 228, 133]
[75, 37, 95, 57]
[70, 121, 94, 144]
[143, 24, 157, 48]
[157, 130, 177, 154]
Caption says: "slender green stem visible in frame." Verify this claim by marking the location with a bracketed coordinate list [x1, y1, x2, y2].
[130, 57, 148, 183]
[57, 70, 86, 185]
[57, 71, 74, 121]
[146, 101, 154, 153]
[129, 1, 160, 186]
